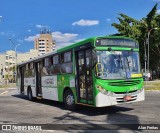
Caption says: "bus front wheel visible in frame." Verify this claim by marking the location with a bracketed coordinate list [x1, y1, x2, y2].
[64, 89, 76, 110]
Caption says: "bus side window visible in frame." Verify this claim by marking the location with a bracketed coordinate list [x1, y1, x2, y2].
[51, 55, 60, 74]
[42, 58, 50, 76]
[61, 51, 73, 74]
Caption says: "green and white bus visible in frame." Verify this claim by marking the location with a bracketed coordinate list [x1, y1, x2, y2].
[17, 36, 145, 110]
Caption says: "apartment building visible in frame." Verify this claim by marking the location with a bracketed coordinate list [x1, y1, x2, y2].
[0, 49, 38, 84]
[0, 51, 16, 83]
[34, 29, 56, 56]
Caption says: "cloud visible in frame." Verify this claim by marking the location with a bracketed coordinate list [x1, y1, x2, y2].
[52, 31, 78, 43]
[24, 31, 81, 49]
[36, 24, 45, 28]
[157, 9, 160, 14]
[51, 31, 80, 49]
[106, 18, 111, 22]
[72, 19, 99, 26]
[74, 38, 85, 42]
[24, 34, 39, 41]
[27, 29, 31, 32]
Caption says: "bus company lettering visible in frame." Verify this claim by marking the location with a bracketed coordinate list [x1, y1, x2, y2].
[44, 78, 54, 84]
[42, 76, 57, 86]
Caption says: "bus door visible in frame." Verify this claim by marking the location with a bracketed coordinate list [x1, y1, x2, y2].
[76, 49, 93, 104]
[20, 66, 24, 94]
[35, 61, 42, 96]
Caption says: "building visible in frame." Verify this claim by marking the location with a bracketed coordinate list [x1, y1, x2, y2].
[0, 49, 38, 84]
[0, 50, 16, 83]
[17, 49, 39, 63]
[34, 28, 56, 56]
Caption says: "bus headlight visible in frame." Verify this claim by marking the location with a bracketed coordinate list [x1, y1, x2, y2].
[96, 85, 113, 96]
[137, 87, 144, 93]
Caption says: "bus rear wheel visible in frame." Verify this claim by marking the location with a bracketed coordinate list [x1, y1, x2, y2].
[64, 89, 76, 110]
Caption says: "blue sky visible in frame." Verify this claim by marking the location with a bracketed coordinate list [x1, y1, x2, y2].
[0, 0, 160, 53]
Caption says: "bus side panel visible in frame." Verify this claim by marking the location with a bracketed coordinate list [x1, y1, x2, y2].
[24, 77, 36, 97]
[41, 75, 58, 101]
[57, 75, 77, 103]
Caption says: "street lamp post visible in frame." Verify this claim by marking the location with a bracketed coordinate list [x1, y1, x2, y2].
[9, 38, 21, 83]
[144, 40, 147, 80]
[147, 28, 158, 75]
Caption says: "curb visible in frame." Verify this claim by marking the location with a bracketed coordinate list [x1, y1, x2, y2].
[145, 90, 160, 92]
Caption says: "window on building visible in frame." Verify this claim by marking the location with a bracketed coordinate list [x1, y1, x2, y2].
[5, 62, 8, 66]
[6, 56, 9, 60]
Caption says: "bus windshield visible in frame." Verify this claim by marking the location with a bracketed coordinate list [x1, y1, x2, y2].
[96, 50, 140, 79]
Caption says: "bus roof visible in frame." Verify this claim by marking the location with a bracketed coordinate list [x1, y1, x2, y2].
[17, 35, 137, 66]
[57, 35, 137, 52]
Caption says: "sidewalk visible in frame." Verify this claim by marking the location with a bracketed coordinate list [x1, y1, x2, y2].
[144, 79, 160, 90]
[145, 79, 160, 83]
[0, 83, 16, 89]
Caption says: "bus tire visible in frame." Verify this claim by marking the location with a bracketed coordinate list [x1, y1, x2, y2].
[64, 89, 76, 110]
[28, 89, 33, 101]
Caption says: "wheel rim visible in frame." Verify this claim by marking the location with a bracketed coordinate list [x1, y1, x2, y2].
[66, 94, 74, 105]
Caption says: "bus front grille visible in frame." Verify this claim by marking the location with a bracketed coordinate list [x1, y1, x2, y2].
[114, 90, 137, 94]
[108, 80, 141, 86]
[116, 95, 137, 103]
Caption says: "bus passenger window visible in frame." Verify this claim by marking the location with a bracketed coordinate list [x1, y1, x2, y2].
[51, 55, 60, 74]
[61, 51, 73, 74]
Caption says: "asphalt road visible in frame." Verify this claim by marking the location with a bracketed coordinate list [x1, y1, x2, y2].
[0, 88, 160, 133]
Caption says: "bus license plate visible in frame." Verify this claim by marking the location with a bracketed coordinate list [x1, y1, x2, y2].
[124, 95, 132, 101]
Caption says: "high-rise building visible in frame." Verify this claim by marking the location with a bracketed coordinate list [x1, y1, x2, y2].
[34, 28, 56, 56]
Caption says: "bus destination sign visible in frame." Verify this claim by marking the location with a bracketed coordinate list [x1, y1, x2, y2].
[96, 38, 138, 48]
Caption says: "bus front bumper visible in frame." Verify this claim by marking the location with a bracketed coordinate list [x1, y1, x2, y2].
[95, 88, 145, 107]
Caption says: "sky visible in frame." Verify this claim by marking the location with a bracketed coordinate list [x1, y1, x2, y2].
[0, 0, 160, 53]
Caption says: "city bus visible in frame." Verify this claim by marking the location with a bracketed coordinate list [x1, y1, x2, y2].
[17, 36, 145, 110]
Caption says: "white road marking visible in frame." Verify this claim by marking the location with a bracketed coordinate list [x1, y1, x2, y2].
[0, 91, 9, 95]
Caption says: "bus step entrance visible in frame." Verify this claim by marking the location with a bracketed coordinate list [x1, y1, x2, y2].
[38, 93, 42, 97]
[36, 96, 43, 99]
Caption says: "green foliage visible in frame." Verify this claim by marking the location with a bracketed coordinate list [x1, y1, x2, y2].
[112, 4, 160, 70]
[5, 74, 8, 79]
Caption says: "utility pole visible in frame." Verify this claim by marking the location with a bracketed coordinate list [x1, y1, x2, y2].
[9, 38, 21, 83]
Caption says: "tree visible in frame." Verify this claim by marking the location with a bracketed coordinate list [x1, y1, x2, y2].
[111, 4, 160, 70]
